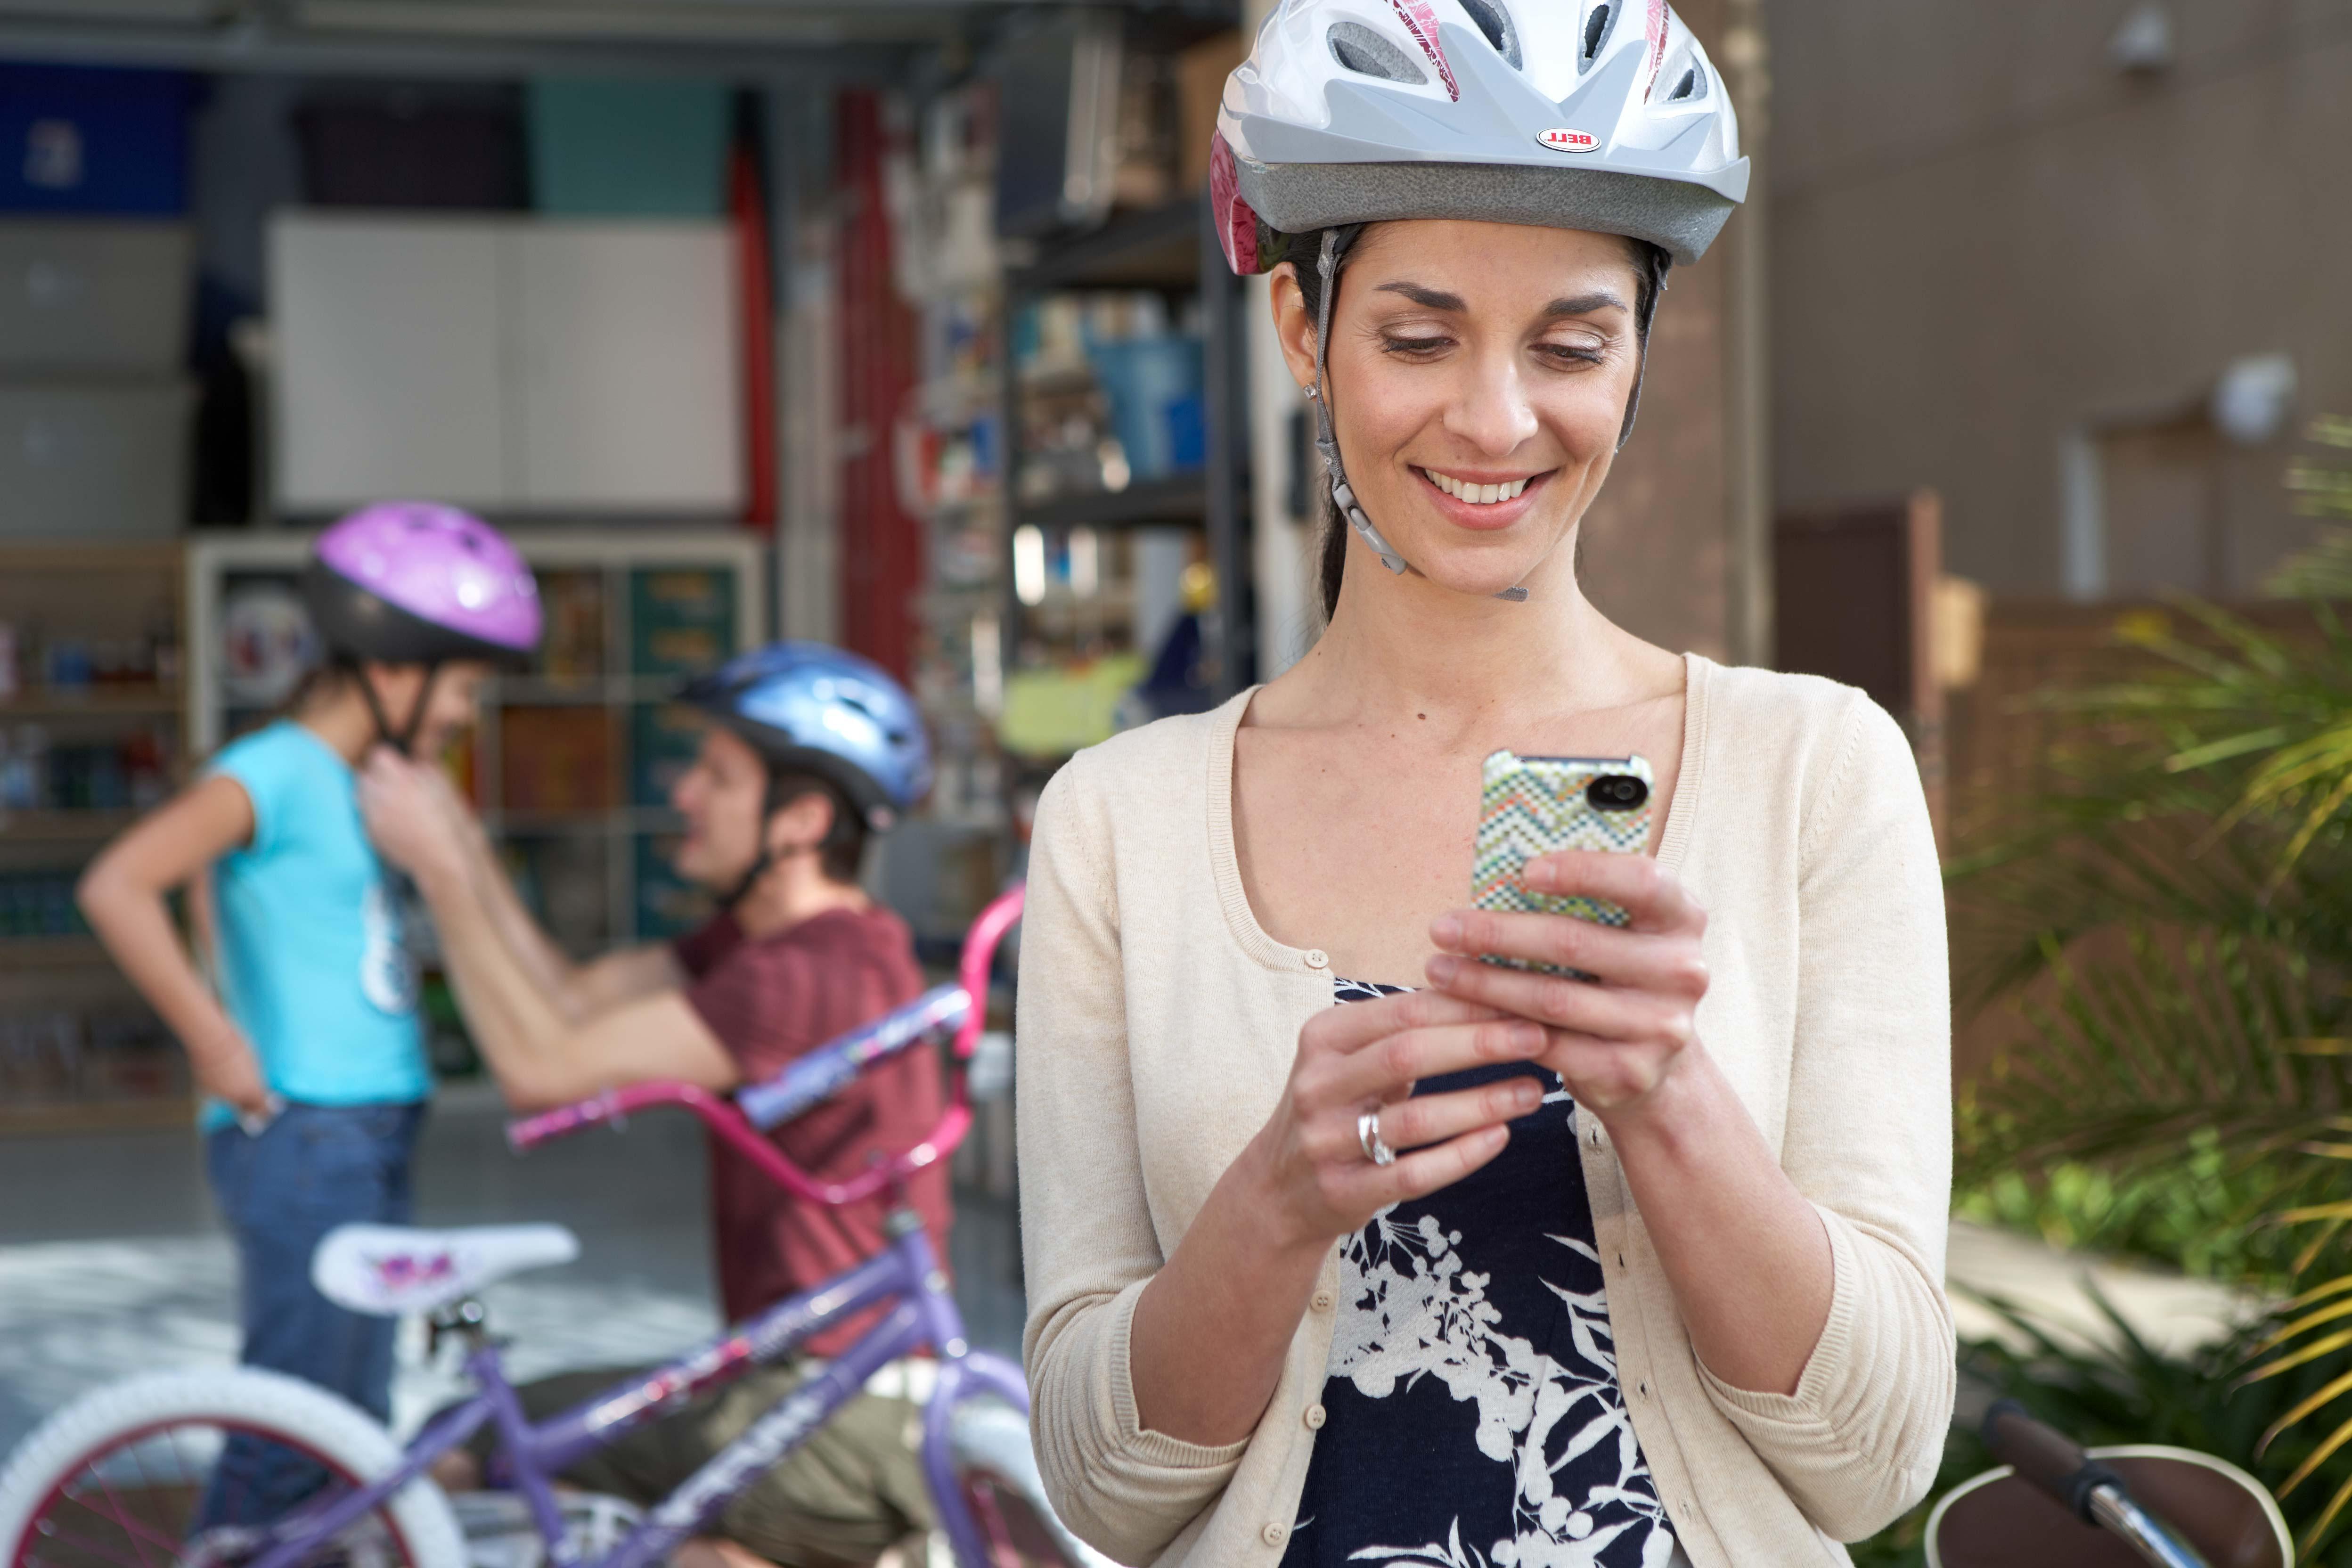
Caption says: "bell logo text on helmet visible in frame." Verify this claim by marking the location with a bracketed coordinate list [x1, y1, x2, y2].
[1537, 128, 1601, 153]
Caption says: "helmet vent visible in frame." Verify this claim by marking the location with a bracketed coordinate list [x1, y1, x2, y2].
[1579, 2, 1616, 69]
[1327, 21, 1428, 85]
[1454, 0, 1521, 69]
[1667, 65, 1702, 101]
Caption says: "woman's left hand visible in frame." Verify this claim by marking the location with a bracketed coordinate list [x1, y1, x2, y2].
[1424, 850, 1710, 1118]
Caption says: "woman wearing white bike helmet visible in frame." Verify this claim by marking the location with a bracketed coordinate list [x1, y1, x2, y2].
[1016, 4, 1954, 1567]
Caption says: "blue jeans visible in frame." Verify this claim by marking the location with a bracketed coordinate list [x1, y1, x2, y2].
[200, 1101, 426, 1527]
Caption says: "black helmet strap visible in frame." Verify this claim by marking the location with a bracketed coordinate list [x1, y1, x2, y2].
[343, 655, 443, 759]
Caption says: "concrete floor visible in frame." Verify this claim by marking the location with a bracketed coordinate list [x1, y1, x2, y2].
[0, 1087, 2257, 1464]
[0, 1084, 1027, 1454]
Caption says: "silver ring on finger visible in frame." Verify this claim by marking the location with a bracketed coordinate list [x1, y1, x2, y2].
[1356, 1110, 1397, 1167]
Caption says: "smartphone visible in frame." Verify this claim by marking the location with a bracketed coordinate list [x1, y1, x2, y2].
[1472, 749, 1655, 979]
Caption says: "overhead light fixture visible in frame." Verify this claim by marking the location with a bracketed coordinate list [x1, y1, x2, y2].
[2212, 354, 2297, 446]
[2108, 1, 2175, 74]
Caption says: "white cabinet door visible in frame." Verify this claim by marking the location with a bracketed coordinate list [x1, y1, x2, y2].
[271, 215, 508, 511]
[511, 222, 743, 513]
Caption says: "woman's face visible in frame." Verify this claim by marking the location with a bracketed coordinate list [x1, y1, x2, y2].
[1274, 220, 1646, 601]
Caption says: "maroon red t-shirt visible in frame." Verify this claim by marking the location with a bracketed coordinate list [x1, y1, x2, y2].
[675, 904, 948, 1355]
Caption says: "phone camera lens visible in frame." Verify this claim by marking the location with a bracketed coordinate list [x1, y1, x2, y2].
[1586, 775, 1648, 811]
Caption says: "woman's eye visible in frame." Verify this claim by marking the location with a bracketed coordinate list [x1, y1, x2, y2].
[1539, 341, 1607, 367]
[1380, 335, 1453, 357]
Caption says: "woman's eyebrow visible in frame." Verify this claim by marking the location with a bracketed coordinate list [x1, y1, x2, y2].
[1373, 280, 1466, 311]
[1542, 291, 1628, 318]
[1371, 281, 1630, 319]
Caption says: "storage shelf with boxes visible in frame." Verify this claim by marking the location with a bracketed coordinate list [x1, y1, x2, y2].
[0, 542, 190, 1131]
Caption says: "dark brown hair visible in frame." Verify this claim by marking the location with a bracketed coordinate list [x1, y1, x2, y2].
[768, 771, 869, 885]
[1283, 227, 1670, 622]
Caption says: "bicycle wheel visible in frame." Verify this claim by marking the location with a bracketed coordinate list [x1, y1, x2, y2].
[0, 1370, 464, 1568]
[944, 1403, 1117, 1568]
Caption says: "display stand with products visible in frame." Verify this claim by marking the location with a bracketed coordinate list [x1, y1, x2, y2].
[188, 529, 766, 1078]
[0, 542, 189, 1132]
[990, 193, 1250, 776]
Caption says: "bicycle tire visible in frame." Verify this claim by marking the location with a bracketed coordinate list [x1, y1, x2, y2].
[945, 1403, 1118, 1568]
[0, 1368, 465, 1568]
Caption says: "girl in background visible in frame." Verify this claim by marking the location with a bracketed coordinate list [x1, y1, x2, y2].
[79, 503, 540, 1523]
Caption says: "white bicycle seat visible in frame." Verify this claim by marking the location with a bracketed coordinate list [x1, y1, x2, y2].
[311, 1224, 580, 1317]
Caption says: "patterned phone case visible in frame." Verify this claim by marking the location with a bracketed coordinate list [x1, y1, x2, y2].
[1472, 749, 1656, 978]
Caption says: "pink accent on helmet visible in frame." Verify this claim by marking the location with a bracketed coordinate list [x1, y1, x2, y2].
[1643, 0, 1670, 100]
[1211, 135, 1262, 276]
[1386, 0, 1460, 100]
[314, 501, 543, 654]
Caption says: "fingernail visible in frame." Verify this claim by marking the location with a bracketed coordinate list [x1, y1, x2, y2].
[1513, 1080, 1543, 1107]
[1524, 861, 1556, 890]
[1430, 915, 1462, 947]
[1509, 1022, 1544, 1051]
[1427, 954, 1460, 984]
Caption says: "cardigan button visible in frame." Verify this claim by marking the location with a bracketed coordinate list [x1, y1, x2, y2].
[1263, 1521, 1289, 1546]
[1311, 1289, 1335, 1312]
[1304, 1402, 1326, 1429]
[1305, 948, 1329, 970]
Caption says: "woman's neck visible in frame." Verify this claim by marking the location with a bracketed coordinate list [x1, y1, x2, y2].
[1277, 533, 1669, 726]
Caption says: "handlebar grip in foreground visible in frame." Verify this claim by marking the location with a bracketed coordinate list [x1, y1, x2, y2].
[1983, 1399, 2127, 1525]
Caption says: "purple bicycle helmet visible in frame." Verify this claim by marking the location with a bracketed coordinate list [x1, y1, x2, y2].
[305, 502, 543, 668]
[303, 502, 542, 753]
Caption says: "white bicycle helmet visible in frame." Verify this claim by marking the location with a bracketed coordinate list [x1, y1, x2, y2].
[1209, 0, 1748, 598]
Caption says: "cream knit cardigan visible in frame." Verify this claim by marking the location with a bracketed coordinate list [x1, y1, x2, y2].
[1014, 654, 1956, 1567]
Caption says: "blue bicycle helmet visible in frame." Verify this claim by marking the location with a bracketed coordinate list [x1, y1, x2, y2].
[675, 642, 932, 831]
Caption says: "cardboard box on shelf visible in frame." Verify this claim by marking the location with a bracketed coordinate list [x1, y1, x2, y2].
[630, 567, 735, 677]
[629, 701, 703, 808]
[498, 706, 615, 815]
[536, 569, 607, 683]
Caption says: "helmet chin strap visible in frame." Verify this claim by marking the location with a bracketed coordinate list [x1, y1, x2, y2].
[1306, 227, 1671, 607]
[348, 659, 442, 760]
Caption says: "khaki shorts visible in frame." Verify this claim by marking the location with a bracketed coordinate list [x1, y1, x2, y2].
[467, 1360, 933, 1568]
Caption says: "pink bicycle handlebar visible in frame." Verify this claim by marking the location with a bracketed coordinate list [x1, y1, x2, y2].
[506, 883, 1024, 1209]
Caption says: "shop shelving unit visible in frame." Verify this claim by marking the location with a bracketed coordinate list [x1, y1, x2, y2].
[996, 190, 1252, 703]
[188, 530, 766, 1072]
[0, 541, 190, 1133]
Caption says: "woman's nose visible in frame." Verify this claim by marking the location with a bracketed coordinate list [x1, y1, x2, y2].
[1444, 357, 1540, 457]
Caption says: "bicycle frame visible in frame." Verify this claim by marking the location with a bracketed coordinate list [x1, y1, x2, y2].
[239, 1212, 1027, 1568]
[233, 885, 1034, 1568]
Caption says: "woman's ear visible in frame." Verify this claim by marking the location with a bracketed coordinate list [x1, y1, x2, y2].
[1269, 261, 1321, 396]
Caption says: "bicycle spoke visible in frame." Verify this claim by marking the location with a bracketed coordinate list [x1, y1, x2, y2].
[55, 1484, 190, 1561]
[29, 1512, 178, 1568]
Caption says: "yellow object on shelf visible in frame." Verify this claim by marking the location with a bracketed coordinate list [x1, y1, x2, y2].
[999, 653, 1145, 758]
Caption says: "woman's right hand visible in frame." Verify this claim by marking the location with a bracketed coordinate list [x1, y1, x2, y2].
[1247, 989, 1554, 1249]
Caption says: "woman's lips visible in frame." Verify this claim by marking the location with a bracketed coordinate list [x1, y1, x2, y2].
[1415, 466, 1552, 531]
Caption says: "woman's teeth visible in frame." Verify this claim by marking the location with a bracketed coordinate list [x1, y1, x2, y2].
[1422, 469, 1530, 505]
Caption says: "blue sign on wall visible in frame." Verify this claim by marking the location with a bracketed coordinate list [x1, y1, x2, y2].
[1, 64, 198, 214]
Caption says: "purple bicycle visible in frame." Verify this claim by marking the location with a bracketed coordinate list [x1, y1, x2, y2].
[0, 888, 1109, 1568]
